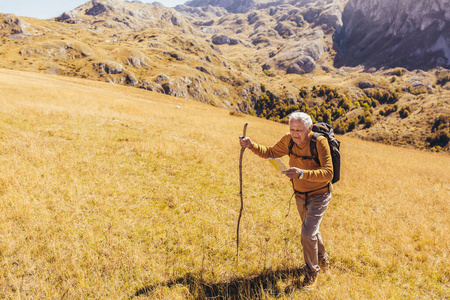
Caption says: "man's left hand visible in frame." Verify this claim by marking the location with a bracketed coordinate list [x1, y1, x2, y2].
[282, 167, 303, 179]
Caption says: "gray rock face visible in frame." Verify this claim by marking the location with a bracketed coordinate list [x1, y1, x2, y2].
[86, 0, 108, 16]
[212, 34, 230, 45]
[316, 4, 343, 29]
[287, 55, 316, 74]
[55, 0, 192, 31]
[185, 0, 256, 13]
[264, 30, 327, 74]
[97, 61, 124, 74]
[0, 14, 28, 35]
[175, 4, 228, 19]
[335, 0, 450, 70]
[359, 81, 375, 89]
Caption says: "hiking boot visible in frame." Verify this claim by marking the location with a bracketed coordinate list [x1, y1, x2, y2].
[303, 270, 318, 288]
[319, 256, 329, 272]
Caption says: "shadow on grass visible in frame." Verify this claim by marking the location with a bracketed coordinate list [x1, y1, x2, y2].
[134, 266, 307, 299]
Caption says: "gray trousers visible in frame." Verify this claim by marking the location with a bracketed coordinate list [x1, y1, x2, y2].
[295, 192, 331, 274]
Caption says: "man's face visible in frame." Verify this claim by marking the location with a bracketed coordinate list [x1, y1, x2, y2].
[290, 119, 311, 146]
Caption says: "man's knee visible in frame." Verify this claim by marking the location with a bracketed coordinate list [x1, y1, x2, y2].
[301, 231, 317, 243]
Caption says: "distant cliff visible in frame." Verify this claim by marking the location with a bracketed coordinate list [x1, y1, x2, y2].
[184, 0, 255, 13]
[334, 0, 450, 70]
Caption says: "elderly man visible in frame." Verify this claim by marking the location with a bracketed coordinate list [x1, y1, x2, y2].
[239, 112, 333, 287]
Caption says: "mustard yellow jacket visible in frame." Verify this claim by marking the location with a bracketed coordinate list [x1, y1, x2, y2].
[250, 131, 333, 196]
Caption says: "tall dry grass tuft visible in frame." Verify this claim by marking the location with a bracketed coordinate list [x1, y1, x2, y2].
[0, 69, 449, 299]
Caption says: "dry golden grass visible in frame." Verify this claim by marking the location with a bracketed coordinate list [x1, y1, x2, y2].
[0, 68, 449, 299]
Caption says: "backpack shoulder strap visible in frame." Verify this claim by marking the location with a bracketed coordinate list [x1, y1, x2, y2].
[288, 138, 295, 156]
[310, 133, 320, 165]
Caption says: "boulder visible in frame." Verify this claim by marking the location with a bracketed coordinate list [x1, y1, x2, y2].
[155, 74, 170, 83]
[86, 0, 107, 16]
[212, 34, 230, 45]
[286, 56, 316, 74]
[93, 61, 124, 74]
[139, 81, 164, 93]
[162, 80, 189, 97]
[359, 81, 375, 89]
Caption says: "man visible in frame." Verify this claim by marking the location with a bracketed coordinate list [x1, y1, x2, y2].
[239, 112, 333, 287]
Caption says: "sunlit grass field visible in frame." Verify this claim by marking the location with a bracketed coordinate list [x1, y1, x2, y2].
[0, 68, 449, 299]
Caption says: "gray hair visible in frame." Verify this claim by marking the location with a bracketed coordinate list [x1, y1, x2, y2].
[289, 112, 313, 128]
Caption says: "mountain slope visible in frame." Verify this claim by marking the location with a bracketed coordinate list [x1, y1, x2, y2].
[334, 0, 450, 70]
[0, 0, 449, 151]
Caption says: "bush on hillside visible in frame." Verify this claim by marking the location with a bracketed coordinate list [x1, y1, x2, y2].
[392, 68, 404, 76]
[427, 130, 450, 148]
[436, 73, 450, 86]
[379, 104, 398, 116]
[432, 115, 449, 132]
[408, 85, 429, 95]
[364, 89, 400, 104]
[399, 105, 411, 119]
[299, 86, 308, 98]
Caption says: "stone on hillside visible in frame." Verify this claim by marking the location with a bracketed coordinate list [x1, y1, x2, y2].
[139, 81, 164, 93]
[126, 51, 151, 69]
[286, 56, 316, 74]
[1, 14, 28, 36]
[93, 61, 124, 74]
[212, 34, 230, 45]
[196, 66, 212, 75]
[171, 15, 183, 26]
[229, 38, 239, 45]
[125, 73, 138, 86]
[359, 81, 375, 89]
[162, 79, 189, 97]
[86, 0, 107, 16]
[317, 4, 343, 30]
[156, 74, 170, 83]
[266, 34, 326, 74]
[275, 22, 292, 38]
[56, 12, 76, 22]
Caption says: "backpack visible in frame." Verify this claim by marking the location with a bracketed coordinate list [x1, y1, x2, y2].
[288, 122, 341, 184]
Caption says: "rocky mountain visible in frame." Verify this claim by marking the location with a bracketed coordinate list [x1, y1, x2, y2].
[0, 0, 449, 151]
[334, 0, 450, 70]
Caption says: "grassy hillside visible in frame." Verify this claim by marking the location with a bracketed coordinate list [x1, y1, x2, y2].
[1, 11, 449, 152]
[0, 68, 449, 299]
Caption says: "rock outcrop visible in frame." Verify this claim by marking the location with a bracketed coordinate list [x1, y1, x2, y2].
[334, 0, 450, 70]
[55, 0, 193, 31]
[184, 0, 256, 13]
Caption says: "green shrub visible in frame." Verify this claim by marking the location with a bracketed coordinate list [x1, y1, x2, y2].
[299, 86, 308, 98]
[365, 89, 400, 104]
[260, 83, 266, 92]
[334, 121, 348, 134]
[432, 115, 449, 132]
[427, 130, 450, 147]
[347, 117, 359, 132]
[408, 86, 428, 95]
[364, 116, 374, 128]
[399, 105, 411, 119]
[393, 68, 404, 76]
[436, 73, 450, 86]
[380, 104, 398, 116]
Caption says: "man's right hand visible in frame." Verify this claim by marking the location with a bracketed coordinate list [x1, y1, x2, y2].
[239, 136, 253, 149]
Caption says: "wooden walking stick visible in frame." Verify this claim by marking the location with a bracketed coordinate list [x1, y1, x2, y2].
[236, 123, 248, 263]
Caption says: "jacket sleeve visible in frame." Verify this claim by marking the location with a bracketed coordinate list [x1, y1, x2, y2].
[249, 134, 290, 159]
[303, 136, 333, 182]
